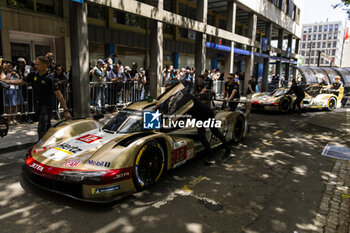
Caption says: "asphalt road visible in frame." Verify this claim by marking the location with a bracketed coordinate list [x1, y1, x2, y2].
[0, 111, 349, 233]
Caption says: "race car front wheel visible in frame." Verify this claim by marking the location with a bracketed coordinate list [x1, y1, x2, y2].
[133, 140, 166, 191]
[327, 97, 337, 111]
[279, 97, 291, 113]
[232, 115, 245, 143]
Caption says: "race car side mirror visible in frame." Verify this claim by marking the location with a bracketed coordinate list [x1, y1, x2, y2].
[93, 114, 104, 121]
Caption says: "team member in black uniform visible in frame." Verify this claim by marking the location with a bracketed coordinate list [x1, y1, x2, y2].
[222, 73, 240, 111]
[318, 77, 328, 87]
[330, 76, 343, 90]
[2, 56, 72, 140]
[285, 79, 305, 114]
[247, 76, 257, 95]
[157, 84, 231, 164]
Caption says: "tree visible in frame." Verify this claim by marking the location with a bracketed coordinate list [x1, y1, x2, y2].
[333, 0, 350, 17]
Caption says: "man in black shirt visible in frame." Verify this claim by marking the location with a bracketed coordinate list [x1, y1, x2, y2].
[330, 76, 343, 90]
[157, 84, 231, 164]
[222, 73, 240, 111]
[285, 79, 305, 114]
[2, 56, 71, 140]
[247, 76, 257, 95]
[318, 77, 328, 87]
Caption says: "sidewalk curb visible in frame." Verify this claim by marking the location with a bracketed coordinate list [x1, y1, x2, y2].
[0, 142, 35, 155]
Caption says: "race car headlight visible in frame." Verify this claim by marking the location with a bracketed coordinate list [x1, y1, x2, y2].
[56, 171, 107, 184]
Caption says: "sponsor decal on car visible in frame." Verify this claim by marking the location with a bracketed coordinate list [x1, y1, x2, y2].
[114, 172, 130, 180]
[63, 159, 82, 168]
[56, 143, 82, 154]
[33, 146, 52, 154]
[87, 160, 111, 168]
[28, 162, 44, 172]
[186, 148, 194, 159]
[91, 185, 120, 194]
[76, 134, 103, 144]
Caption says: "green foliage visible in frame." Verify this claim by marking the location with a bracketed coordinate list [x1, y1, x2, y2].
[333, 0, 350, 17]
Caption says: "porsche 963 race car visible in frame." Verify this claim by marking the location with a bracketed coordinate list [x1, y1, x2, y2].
[303, 86, 344, 111]
[23, 84, 249, 203]
[251, 88, 295, 113]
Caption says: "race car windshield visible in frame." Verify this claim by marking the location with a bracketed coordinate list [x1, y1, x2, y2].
[270, 89, 287, 97]
[103, 112, 143, 133]
[305, 86, 322, 97]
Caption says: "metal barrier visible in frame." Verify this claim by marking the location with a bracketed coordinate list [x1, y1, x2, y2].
[1, 83, 35, 120]
[89, 81, 149, 112]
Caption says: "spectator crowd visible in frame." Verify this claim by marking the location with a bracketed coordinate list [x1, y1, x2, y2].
[0, 52, 264, 125]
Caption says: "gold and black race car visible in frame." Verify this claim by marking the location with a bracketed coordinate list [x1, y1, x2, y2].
[251, 88, 295, 113]
[23, 84, 249, 203]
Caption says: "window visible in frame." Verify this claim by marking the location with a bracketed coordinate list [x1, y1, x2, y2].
[7, 0, 63, 17]
[164, 0, 175, 13]
[311, 50, 315, 56]
[334, 33, 338, 40]
[218, 19, 227, 30]
[302, 43, 306, 49]
[305, 58, 309, 64]
[324, 25, 328, 32]
[321, 58, 324, 64]
[307, 43, 311, 48]
[314, 26, 317, 32]
[335, 24, 339, 31]
[328, 33, 332, 39]
[303, 27, 308, 33]
[303, 35, 307, 41]
[163, 23, 174, 34]
[333, 41, 337, 48]
[332, 49, 336, 56]
[323, 34, 327, 40]
[319, 25, 323, 32]
[312, 42, 315, 48]
[310, 58, 314, 64]
[322, 42, 326, 48]
[313, 34, 317, 40]
[88, 3, 106, 20]
[317, 42, 321, 48]
[327, 42, 332, 48]
[318, 34, 322, 40]
[301, 51, 305, 56]
[207, 14, 215, 26]
[179, 3, 187, 17]
[308, 35, 311, 40]
[113, 10, 146, 29]
[308, 27, 312, 33]
[329, 25, 333, 32]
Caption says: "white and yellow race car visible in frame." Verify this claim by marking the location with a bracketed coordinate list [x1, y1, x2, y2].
[303, 86, 344, 111]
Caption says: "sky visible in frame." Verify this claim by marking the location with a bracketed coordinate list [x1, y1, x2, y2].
[302, 0, 349, 24]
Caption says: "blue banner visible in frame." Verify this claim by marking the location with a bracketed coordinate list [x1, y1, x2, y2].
[261, 37, 268, 52]
[72, 0, 84, 3]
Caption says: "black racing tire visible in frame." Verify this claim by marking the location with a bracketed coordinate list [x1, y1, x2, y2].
[232, 115, 245, 143]
[327, 97, 337, 111]
[132, 140, 166, 191]
[279, 97, 291, 113]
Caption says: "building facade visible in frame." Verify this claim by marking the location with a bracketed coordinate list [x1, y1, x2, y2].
[300, 21, 345, 67]
[1, 0, 303, 117]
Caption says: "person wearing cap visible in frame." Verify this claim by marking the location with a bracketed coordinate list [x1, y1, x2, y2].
[317, 77, 328, 87]
[1, 56, 71, 140]
[92, 59, 107, 112]
[330, 76, 343, 90]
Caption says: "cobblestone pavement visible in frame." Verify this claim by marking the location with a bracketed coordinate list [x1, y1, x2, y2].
[315, 160, 350, 233]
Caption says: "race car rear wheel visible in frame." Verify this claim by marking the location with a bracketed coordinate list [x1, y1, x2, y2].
[133, 140, 166, 191]
[232, 115, 245, 143]
[279, 97, 291, 113]
[327, 97, 337, 111]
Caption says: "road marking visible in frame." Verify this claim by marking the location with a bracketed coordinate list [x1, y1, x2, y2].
[273, 130, 283, 135]
[152, 176, 210, 208]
